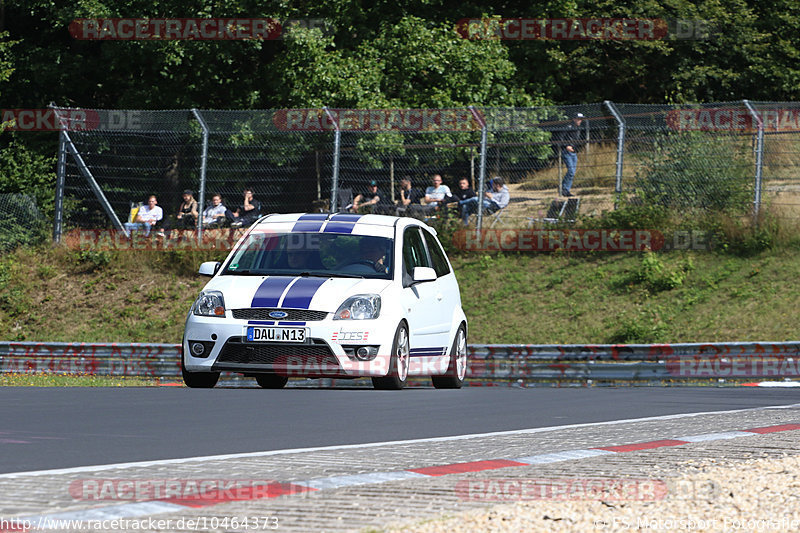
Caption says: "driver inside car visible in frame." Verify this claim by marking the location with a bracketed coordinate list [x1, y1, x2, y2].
[358, 237, 387, 273]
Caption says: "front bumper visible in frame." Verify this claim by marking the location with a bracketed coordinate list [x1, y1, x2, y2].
[183, 312, 395, 377]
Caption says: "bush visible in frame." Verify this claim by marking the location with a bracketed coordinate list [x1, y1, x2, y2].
[634, 132, 753, 213]
[0, 194, 49, 252]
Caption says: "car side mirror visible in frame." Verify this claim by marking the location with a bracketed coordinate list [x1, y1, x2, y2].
[411, 266, 437, 284]
[198, 261, 221, 276]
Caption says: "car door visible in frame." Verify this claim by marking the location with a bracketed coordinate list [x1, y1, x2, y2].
[400, 226, 449, 363]
[421, 228, 460, 349]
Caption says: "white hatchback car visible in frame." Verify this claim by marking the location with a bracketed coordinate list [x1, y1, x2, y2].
[182, 213, 468, 390]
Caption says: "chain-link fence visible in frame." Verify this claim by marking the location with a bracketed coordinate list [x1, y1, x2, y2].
[0, 193, 48, 251]
[51, 102, 800, 239]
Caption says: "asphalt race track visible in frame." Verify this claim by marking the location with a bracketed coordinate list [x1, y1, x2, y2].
[2, 387, 799, 474]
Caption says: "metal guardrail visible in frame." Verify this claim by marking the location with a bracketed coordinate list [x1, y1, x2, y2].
[2, 341, 799, 386]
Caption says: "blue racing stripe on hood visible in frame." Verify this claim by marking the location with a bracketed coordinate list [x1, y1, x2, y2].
[292, 213, 329, 232]
[251, 276, 295, 308]
[280, 277, 328, 309]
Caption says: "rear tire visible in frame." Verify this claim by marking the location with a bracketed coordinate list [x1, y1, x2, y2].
[255, 373, 288, 389]
[372, 322, 409, 390]
[181, 354, 220, 389]
[432, 324, 467, 389]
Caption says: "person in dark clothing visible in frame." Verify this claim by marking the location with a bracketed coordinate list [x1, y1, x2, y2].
[440, 177, 476, 217]
[175, 189, 199, 228]
[554, 112, 585, 197]
[227, 188, 262, 228]
[396, 176, 424, 216]
[353, 180, 394, 213]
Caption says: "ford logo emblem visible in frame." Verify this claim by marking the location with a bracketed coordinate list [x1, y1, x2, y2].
[268, 311, 288, 319]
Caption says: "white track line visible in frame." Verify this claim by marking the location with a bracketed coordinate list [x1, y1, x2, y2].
[2, 402, 799, 479]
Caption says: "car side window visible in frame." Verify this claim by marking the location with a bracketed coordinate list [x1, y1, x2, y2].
[422, 230, 451, 277]
[402, 227, 430, 285]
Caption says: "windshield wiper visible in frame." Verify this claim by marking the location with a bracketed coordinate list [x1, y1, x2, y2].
[223, 269, 263, 276]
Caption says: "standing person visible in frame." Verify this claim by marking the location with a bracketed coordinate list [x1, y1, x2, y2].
[124, 195, 163, 236]
[175, 189, 199, 229]
[228, 188, 262, 227]
[440, 177, 476, 216]
[555, 112, 585, 197]
[460, 177, 510, 225]
[202, 194, 227, 228]
[396, 176, 424, 216]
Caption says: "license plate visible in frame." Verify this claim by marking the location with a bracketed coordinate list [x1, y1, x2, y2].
[246, 327, 307, 343]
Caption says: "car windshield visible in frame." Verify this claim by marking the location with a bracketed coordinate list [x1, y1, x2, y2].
[222, 231, 393, 280]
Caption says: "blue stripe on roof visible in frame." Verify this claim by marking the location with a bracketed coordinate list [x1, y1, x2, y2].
[323, 222, 356, 234]
[251, 277, 295, 308]
[292, 213, 329, 232]
[280, 277, 328, 309]
[329, 213, 362, 222]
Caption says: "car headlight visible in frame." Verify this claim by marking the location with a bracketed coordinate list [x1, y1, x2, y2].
[334, 294, 381, 320]
[192, 290, 226, 317]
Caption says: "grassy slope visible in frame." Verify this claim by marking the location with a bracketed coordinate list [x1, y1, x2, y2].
[1, 245, 798, 345]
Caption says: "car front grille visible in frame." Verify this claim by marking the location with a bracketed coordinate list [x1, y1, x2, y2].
[214, 337, 342, 375]
[231, 308, 329, 321]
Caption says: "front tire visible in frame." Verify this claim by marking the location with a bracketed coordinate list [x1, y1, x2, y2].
[432, 324, 467, 389]
[181, 353, 220, 389]
[255, 373, 288, 389]
[372, 322, 410, 390]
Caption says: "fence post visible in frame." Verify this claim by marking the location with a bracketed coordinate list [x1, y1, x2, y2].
[743, 100, 764, 221]
[191, 109, 209, 242]
[323, 107, 341, 212]
[605, 100, 626, 209]
[53, 130, 67, 243]
[49, 106, 127, 234]
[469, 106, 488, 231]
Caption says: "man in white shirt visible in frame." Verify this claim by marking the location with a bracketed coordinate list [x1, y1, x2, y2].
[424, 174, 451, 208]
[202, 194, 227, 227]
[124, 195, 163, 236]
